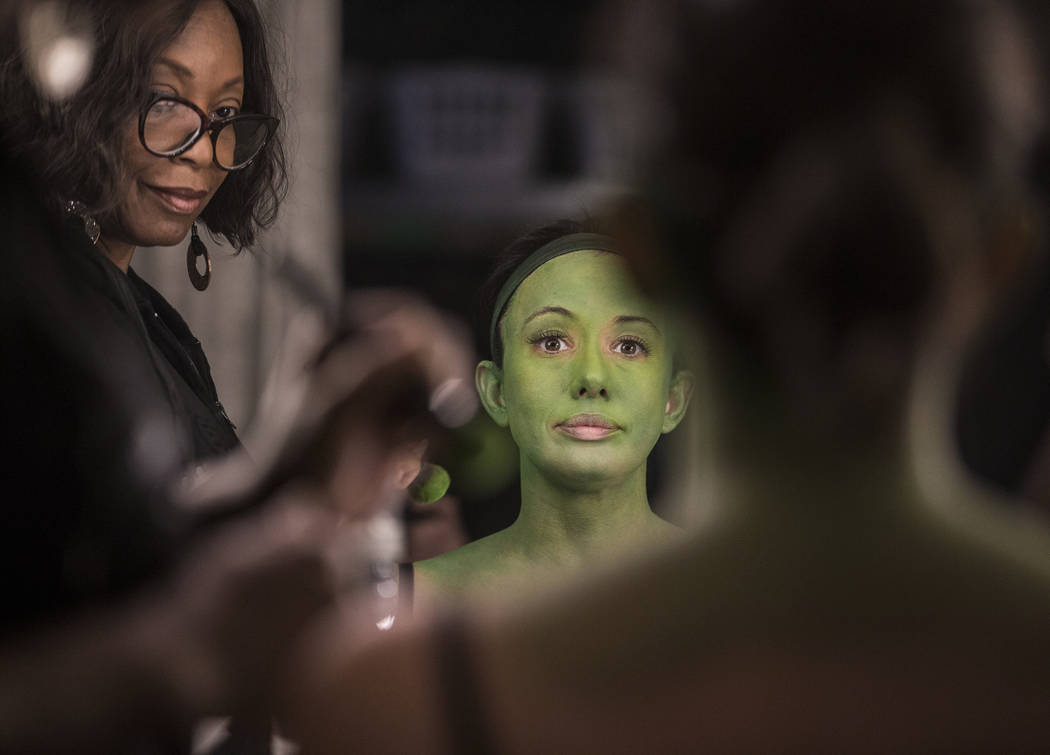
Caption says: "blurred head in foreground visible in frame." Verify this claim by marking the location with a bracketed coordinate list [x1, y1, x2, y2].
[602, 0, 1043, 459]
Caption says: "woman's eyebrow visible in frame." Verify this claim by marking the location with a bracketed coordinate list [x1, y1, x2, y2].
[614, 315, 661, 333]
[156, 58, 193, 79]
[522, 306, 574, 327]
[155, 58, 243, 91]
[219, 75, 245, 92]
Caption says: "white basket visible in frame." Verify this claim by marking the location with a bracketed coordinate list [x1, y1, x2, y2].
[389, 67, 546, 184]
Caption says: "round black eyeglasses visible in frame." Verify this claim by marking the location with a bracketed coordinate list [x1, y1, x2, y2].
[138, 94, 278, 171]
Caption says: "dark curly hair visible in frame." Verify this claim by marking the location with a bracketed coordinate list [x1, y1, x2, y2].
[0, 0, 286, 250]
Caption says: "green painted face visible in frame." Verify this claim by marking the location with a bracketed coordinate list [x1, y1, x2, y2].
[477, 251, 691, 490]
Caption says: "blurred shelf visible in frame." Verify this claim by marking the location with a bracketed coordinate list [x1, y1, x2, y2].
[342, 178, 628, 255]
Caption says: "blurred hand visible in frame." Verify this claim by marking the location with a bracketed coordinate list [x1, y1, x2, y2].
[183, 290, 476, 527]
[164, 292, 477, 713]
[314, 291, 477, 519]
[235, 290, 476, 521]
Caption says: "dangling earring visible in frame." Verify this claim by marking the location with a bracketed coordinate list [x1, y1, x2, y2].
[187, 222, 211, 291]
[65, 200, 100, 245]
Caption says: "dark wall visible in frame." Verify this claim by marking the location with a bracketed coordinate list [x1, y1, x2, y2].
[343, 0, 599, 68]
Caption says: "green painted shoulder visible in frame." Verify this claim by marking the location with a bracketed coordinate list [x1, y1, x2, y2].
[414, 529, 520, 595]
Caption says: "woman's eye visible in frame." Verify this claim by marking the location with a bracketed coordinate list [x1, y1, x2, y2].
[530, 333, 569, 353]
[213, 106, 239, 119]
[613, 338, 648, 357]
[542, 336, 567, 353]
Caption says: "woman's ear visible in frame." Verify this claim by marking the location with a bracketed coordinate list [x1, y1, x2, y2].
[475, 360, 509, 427]
[662, 369, 695, 433]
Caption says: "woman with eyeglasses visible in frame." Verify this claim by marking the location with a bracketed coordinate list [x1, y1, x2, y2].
[0, 1, 303, 751]
[2, 0, 283, 470]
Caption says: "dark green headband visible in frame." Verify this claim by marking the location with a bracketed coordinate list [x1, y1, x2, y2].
[489, 232, 622, 359]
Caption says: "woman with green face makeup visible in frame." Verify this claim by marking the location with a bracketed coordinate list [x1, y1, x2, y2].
[411, 220, 694, 606]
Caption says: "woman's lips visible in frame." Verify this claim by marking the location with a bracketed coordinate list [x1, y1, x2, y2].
[556, 414, 620, 440]
[145, 184, 207, 215]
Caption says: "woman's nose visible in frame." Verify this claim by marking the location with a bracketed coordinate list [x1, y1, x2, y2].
[577, 381, 608, 398]
[573, 347, 609, 399]
[177, 130, 216, 168]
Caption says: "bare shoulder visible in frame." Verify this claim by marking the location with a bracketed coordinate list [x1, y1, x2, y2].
[413, 529, 521, 601]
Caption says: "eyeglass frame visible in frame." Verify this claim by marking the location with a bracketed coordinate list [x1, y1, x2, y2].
[137, 92, 279, 171]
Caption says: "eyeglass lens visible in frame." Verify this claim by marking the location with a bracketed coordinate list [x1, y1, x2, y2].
[143, 99, 270, 169]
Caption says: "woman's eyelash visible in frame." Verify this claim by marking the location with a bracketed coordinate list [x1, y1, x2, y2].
[614, 336, 650, 355]
[527, 329, 567, 344]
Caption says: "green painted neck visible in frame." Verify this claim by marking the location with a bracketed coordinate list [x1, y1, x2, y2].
[508, 452, 666, 562]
